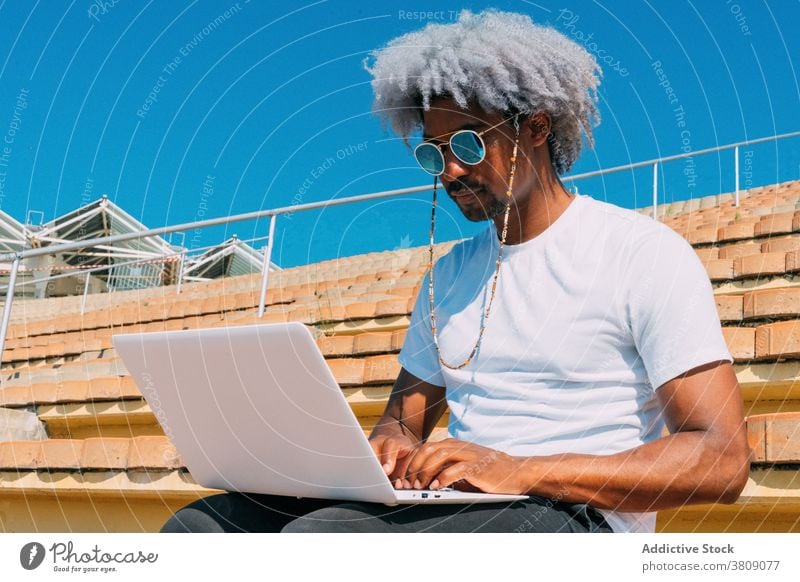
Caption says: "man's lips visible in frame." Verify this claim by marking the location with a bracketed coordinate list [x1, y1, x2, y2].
[450, 187, 485, 198]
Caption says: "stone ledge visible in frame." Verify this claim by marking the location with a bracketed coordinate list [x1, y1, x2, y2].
[1, 407, 46, 441]
[0, 469, 219, 498]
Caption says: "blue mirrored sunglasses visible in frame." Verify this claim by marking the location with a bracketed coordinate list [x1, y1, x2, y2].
[413, 114, 519, 176]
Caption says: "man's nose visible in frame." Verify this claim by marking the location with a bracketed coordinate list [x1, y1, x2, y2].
[441, 145, 470, 182]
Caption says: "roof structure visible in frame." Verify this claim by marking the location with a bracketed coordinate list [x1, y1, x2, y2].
[0, 196, 281, 297]
[0, 208, 25, 254]
[181, 236, 280, 282]
[0, 210, 33, 297]
[27, 196, 178, 291]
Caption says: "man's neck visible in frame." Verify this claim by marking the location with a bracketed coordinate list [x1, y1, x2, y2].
[493, 177, 576, 246]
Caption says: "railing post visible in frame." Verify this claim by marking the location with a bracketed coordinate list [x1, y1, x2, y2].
[734, 145, 740, 207]
[80, 270, 91, 315]
[258, 214, 277, 318]
[176, 250, 186, 295]
[0, 256, 21, 370]
[652, 162, 659, 220]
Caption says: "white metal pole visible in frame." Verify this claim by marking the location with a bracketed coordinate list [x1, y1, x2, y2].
[652, 162, 659, 220]
[258, 214, 277, 318]
[734, 145, 740, 207]
[0, 257, 21, 369]
[80, 271, 91, 315]
[176, 250, 186, 295]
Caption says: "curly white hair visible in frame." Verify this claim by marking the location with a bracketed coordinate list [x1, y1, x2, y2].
[362, 8, 602, 174]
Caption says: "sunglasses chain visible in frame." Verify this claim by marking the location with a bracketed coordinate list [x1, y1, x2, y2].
[427, 114, 521, 370]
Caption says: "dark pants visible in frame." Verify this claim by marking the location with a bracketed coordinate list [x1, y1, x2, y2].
[160, 492, 613, 533]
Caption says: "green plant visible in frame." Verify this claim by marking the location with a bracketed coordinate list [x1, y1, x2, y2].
[734, 211, 741, 221]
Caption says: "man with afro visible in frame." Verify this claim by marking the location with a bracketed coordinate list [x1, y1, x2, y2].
[161, 9, 749, 534]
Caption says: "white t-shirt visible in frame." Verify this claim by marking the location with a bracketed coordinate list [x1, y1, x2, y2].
[397, 193, 733, 533]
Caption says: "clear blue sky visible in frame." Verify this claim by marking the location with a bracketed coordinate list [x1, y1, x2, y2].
[0, 0, 797, 268]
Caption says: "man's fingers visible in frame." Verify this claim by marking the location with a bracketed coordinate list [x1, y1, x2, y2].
[432, 462, 475, 490]
[405, 442, 468, 488]
[389, 445, 419, 482]
[403, 440, 455, 481]
[379, 439, 402, 474]
[369, 439, 391, 472]
[378, 438, 416, 475]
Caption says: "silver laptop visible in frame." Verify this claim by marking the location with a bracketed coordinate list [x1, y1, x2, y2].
[112, 322, 528, 506]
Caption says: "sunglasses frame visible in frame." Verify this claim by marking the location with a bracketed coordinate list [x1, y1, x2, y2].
[413, 113, 520, 176]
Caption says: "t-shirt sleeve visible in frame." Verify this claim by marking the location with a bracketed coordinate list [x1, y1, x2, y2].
[625, 225, 733, 391]
[397, 270, 447, 388]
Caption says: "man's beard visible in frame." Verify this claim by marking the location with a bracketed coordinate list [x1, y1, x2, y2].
[460, 192, 509, 222]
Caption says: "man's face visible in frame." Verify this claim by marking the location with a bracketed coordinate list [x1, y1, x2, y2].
[420, 96, 521, 223]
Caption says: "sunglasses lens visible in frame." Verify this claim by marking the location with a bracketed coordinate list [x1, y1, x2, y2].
[451, 131, 485, 164]
[414, 143, 444, 175]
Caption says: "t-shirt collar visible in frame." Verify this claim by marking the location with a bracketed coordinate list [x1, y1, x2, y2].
[488, 194, 584, 255]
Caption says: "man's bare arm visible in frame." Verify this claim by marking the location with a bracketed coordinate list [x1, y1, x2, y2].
[368, 367, 448, 483]
[406, 360, 752, 511]
[511, 360, 750, 510]
[371, 367, 448, 443]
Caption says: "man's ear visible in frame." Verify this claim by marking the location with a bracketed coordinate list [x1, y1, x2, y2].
[527, 112, 552, 147]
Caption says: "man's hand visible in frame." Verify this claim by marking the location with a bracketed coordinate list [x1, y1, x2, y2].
[368, 432, 421, 489]
[367, 367, 449, 489]
[402, 438, 526, 494]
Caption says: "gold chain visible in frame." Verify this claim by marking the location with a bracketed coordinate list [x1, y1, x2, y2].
[427, 115, 521, 370]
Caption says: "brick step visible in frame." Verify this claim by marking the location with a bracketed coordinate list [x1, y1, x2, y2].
[657, 466, 800, 532]
[0, 461, 795, 532]
[0, 376, 141, 405]
[1, 366, 794, 442]
[0, 420, 453, 474]
[38, 400, 164, 439]
[3, 363, 799, 441]
[2, 362, 129, 387]
[747, 412, 800, 464]
[0, 471, 213, 532]
[3, 328, 410, 376]
[659, 182, 800, 222]
[681, 210, 800, 244]
[18, 285, 800, 372]
[715, 288, 800, 322]
[4, 287, 418, 348]
[1, 340, 115, 369]
[2, 322, 411, 387]
[7, 289, 287, 335]
[2, 289, 416, 351]
[701, 249, 800, 282]
[7, 331, 800, 406]
[30, 386, 430, 439]
[0, 436, 183, 471]
[7, 250, 435, 327]
[714, 276, 800, 298]
[695, 232, 800, 263]
[0, 351, 406, 406]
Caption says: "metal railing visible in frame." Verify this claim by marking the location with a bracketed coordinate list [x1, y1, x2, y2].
[0, 233, 274, 297]
[1, 130, 798, 365]
[0, 253, 181, 314]
[562, 130, 800, 217]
